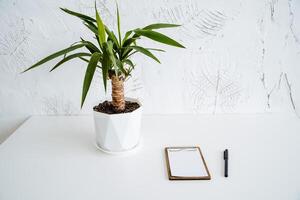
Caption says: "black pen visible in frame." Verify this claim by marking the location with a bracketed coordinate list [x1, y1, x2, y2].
[224, 149, 228, 177]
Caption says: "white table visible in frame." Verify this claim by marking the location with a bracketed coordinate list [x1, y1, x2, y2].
[0, 114, 300, 200]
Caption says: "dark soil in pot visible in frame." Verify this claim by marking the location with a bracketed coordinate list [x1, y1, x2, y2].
[93, 100, 140, 114]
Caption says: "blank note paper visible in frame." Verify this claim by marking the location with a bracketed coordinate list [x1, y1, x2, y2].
[165, 147, 211, 180]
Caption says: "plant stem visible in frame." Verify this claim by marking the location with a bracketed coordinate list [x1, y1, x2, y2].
[111, 75, 125, 111]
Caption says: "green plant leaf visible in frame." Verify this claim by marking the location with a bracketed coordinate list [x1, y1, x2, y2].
[122, 38, 136, 47]
[62, 41, 82, 58]
[101, 43, 111, 91]
[22, 43, 86, 73]
[81, 52, 101, 108]
[123, 59, 135, 76]
[84, 20, 102, 48]
[127, 46, 160, 63]
[125, 50, 138, 59]
[79, 57, 101, 68]
[116, 3, 122, 45]
[134, 29, 185, 48]
[84, 20, 98, 30]
[121, 31, 132, 46]
[116, 59, 127, 75]
[121, 35, 141, 59]
[83, 21, 103, 47]
[143, 23, 181, 30]
[146, 48, 165, 52]
[95, 4, 106, 46]
[123, 59, 134, 68]
[50, 52, 91, 72]
[60, 8, 96, 22]
[83, 22, 98, 35]
[121, 49, 133, 60]
[80, 38, 101, 53]
[105, 26, 119, 48]
[106, 41, 118, 74]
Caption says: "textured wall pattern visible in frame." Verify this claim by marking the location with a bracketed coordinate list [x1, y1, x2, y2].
[0, 0, 300, 116]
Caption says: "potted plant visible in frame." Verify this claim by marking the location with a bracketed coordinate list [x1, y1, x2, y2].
[23, 3, 184, 153]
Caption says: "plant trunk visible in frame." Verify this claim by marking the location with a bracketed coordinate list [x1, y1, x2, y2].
[111, 75, 125, 111]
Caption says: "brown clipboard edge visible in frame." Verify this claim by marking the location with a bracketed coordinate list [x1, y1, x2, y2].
[165, 146, 211, 180]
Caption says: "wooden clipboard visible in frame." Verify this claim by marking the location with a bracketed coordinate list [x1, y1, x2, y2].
[165, 146, 211, 180]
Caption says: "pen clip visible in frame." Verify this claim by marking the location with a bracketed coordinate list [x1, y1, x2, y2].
[224, 149, 228, 160]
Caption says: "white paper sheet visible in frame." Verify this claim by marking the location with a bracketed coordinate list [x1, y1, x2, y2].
[167, 147, 208, 177]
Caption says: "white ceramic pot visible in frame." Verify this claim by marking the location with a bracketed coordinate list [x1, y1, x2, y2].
[93, 98, 142, 154]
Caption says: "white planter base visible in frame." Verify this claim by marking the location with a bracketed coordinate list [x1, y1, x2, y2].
[94, 141, 142, 155]
[93, 98, 142, 154]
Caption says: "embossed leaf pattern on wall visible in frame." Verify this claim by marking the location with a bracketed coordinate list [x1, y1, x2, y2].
[152, 0, 228, 40]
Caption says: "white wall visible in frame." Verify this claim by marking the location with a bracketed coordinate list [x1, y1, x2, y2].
[0, 0, 300, 141]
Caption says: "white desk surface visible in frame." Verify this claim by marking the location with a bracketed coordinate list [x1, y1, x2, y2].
[0, 114, 299, 200]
